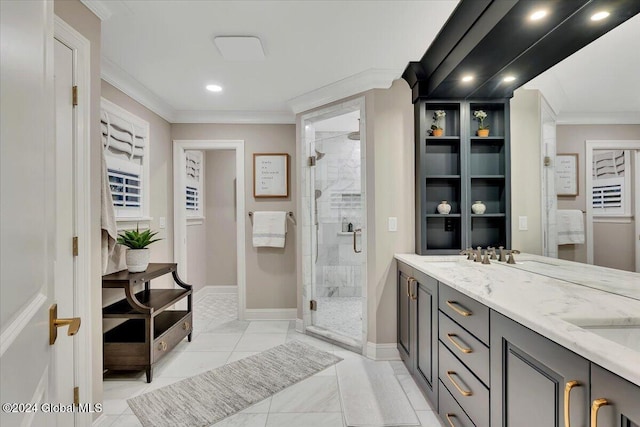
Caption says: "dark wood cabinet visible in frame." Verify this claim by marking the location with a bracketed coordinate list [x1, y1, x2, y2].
[102, 263, 193, 383]
[590, 364, 640, 427]
[490, 311, 590, 427]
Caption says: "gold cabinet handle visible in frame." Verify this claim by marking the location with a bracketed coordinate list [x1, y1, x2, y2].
[158, 341, 168, 351]
[447, 333, 473, 354]
[445, 413, 458, 427]
[590, 398, 610, 427]
[564, 380, 580, 427]
[446, 371, 473, 397]
[407, 276, 415, 298]
[182, 321, 191, 331]
[446, 300, 473, 317]
[49, 304, 81, 345]
[410, 278, 418, 301]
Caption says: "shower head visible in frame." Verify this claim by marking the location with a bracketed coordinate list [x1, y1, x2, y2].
[315, 149, 325, 160]
[347, 118, 361, 140]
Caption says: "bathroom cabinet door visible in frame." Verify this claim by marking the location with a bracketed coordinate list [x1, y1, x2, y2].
[397, 261, 414, 369]
[490, 311, 589, 427]
[590, 364, 640, 427]
[413, 270, 438, 408]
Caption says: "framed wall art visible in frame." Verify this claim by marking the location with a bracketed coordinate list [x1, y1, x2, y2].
[253, 153, 289, 198]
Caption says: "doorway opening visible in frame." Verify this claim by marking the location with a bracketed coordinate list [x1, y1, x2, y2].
[173, 141, 246, 320]
[300, 98, 367, 352]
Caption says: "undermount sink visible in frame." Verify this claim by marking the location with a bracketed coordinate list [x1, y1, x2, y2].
[565, 318, 640, 353]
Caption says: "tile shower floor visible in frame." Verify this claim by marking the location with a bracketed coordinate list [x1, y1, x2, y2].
[314, 297, 363, 341]
[99, 292, 443, 427]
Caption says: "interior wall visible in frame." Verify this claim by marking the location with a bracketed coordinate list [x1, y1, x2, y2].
[510, 89, 543, 254]
[53, 0, 103, 410]
[205, 150, 237, 287]
[171, 124, 297, 310]
[556, 124, 640, 270]
[186, 219, 207, 291]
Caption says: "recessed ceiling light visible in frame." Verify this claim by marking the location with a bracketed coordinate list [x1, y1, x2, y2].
[461, 75, 474, 82]
[591, 11, 610, 21]
[206, 84, 223, 93]
[503, 75, 516, 83]
[530, 10, 548, 21]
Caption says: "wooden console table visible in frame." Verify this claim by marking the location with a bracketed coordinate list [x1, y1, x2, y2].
[102, 263, 193, 382]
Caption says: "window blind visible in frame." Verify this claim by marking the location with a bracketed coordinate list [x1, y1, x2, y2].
[185, 151, 203, 216]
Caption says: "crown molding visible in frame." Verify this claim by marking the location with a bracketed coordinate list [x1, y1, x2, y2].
[173, 110, 295, 124]
[101, 56, 176, 122]
[556, 111, 640, 125]
[288, 68, 400, 114]
[79, 0, 112, 21]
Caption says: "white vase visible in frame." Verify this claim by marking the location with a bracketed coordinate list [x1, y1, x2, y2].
[437, 200, 452, 214]
[126, 248, 150, 273]
[472, 201, 487, 214]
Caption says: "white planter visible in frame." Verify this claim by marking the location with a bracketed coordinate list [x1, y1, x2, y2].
[126, 248, 150, 273]
[472, 201, 487, 215]
[437, 200, 452, 214]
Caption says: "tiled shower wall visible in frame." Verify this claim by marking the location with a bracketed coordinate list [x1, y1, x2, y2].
[315, 131, 364, 297]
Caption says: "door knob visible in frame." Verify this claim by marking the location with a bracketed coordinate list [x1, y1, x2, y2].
[49, 304, 81, 345]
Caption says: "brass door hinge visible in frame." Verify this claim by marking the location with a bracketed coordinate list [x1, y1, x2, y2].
[73, 386, 79, 406]
[73, 236, 78, 256]
[310, 300, 317, 311]
[308, 156, 317, 167]
[72, 86, 78, 107]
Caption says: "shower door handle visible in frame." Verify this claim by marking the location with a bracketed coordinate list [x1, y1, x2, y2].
[353, 228, 362, 253]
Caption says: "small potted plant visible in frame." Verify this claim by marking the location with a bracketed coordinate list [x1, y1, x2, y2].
[117, 225, 162, 273]
[473, 110, 489, 137]
[430, 110, 446, 137]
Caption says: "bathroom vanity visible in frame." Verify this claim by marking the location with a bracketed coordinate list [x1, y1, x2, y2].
[395, 253, 640, 427]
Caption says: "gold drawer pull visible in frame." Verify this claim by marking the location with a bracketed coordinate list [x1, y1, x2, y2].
[564, 380, 580, 427]
[446, 300, 473, 317]
[446, 371, 473, 397]
[182, 321, 191, 331]
[407, 276, 415, 298]
[447, 333, 473, 354]
[445, 413, 458, 427]
[590, 398, 610, 427]
[158, 341, 168, 351]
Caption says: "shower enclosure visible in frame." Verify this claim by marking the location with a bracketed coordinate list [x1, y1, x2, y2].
[302, 104, 366, 350]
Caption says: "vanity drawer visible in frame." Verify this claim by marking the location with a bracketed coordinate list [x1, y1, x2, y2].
[153, 312, 192, 363]
[439, 284, 489, 345]
[439, 380, 475, 427]
[439, 311, 490, 387]
[439, 343, 489, 427]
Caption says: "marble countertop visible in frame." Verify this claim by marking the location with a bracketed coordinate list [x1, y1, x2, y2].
[395, 253, 640, 386]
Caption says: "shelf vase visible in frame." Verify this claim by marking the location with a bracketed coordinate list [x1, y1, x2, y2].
[437, 201, 452, 214]
[432, 128, 444, 137]
[472, 201, 487, 215]
[126, 248, 150, 273]
[477, 129, 490, 137]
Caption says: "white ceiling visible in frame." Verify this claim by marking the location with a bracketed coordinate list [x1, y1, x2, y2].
[91, 1, 640, 125]
[96, 0, 459, 123]
[523, 12, 640, 124]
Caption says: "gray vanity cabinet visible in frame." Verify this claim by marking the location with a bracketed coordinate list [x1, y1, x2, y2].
[490, 311, 590, 427]
[590, 364, 640, 427]
[396, 261, 439, 408]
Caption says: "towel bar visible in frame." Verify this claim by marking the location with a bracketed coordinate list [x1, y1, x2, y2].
[248, 211, 296, 225]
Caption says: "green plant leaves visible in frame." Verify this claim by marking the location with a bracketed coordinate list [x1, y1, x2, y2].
[117, 225, 162, 249]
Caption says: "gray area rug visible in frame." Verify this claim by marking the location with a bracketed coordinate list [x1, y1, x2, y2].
[128, 340, 342, 427]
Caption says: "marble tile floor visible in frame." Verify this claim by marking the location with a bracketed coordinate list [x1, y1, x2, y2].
[98, 294, 443, 427]
[314, 296, 363, 341]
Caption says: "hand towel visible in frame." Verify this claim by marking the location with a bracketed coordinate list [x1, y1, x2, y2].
[101, 153, 123, 273]
[252, 211, 287, 248]
[557, 209, 585, 245]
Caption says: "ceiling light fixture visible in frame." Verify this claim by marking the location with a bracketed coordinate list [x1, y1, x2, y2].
[503, 75, 516, 83]
[530, 10, 548, 21]
[591, 11, 610, 21]
[461, 75, 474, 82]
[206, 84, 223, 93]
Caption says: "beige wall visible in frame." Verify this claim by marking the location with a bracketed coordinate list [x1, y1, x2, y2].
[205, 150, 238, 286]
[171, 124, 297, 309]
[556, 124, 640, 270]
[53, 0, 103, 410]
[510, 89, 543, 254]
[186, 221, 207, 290]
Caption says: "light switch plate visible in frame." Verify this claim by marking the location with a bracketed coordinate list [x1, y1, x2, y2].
[388, 217, 398, 232]
[518, 216, 528, 231]
[159, 217, 166, 229]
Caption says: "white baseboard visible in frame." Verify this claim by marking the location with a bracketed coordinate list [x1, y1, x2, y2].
[366, 342, 401, 361]
[244, 309, 297, 320]
[194, 285, 238, 300]
[93, 414, 109, 426]
[295, 318, 304, 333]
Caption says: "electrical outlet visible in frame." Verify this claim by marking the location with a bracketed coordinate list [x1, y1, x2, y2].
[388, 217, 397, 232]
[518, 216, 528, 231]
[445, 218, 454, 231]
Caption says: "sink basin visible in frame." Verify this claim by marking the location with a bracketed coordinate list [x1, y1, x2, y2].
[565, 318, 640, 352]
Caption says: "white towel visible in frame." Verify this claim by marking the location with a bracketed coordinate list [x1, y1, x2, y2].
[557, 209, 585, 245]
[252, 211, 287, 248]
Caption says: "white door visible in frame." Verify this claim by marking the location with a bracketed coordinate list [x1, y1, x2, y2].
[0, 1, 57, 426]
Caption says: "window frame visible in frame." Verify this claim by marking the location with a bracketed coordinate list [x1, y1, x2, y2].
[185, 150, 205, 224]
